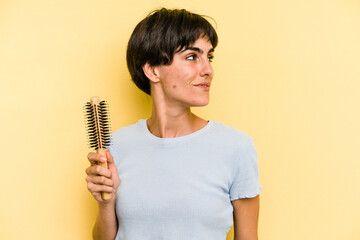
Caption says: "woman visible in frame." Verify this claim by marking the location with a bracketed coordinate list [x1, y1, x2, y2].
[86, 8, 262, 240]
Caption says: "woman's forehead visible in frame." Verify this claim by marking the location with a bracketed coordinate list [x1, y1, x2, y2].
[179, 37, 214, 53]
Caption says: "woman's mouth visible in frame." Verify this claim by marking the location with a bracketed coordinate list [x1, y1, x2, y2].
[194, 82, 210, 90]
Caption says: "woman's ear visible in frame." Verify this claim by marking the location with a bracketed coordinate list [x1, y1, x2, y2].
[142, 63, 160, 83]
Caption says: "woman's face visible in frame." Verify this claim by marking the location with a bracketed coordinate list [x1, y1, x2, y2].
[155, 37, 215, 108]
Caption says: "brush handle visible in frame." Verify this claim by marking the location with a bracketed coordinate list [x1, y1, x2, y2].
[97, 148, 111, 200]
[91, 96, 100, 105]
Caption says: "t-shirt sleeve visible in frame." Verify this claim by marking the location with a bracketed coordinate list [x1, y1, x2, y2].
[229, 138, 262, 201]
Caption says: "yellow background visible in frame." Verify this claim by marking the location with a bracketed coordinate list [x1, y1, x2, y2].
[1, 0, 359, 239]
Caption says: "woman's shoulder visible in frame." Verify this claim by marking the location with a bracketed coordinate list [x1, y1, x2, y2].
[111, 119, 146, 141]
[210, 120, 253, 140]
[208, 120, 254, 150]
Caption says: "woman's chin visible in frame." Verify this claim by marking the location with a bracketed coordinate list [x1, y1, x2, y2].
[191, 98, 210, 107]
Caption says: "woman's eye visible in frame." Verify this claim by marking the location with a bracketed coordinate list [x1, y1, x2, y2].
[186, 55, 196, 60]
[208, 56, 214, 62]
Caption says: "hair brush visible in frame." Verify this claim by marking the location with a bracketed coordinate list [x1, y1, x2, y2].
[84, 96, 112, 200]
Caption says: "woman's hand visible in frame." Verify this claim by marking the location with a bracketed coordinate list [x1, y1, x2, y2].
[86, 151, 120, 203]
[86, 151, 120, 239]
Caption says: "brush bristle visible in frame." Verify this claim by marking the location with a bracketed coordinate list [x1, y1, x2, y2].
[84, 100, 112, 150]
[99, 100, 112, 148]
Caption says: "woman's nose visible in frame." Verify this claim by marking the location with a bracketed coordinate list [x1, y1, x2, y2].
[200, 58, 214, 77]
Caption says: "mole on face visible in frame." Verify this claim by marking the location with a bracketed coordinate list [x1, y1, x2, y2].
[172, 85, 177, 89]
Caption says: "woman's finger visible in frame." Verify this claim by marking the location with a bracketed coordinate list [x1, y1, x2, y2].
[87, 152, 107, 165]
[87, 182, 114, 194]
[85, 165, 112, 178]
[86, 175, 114, 187]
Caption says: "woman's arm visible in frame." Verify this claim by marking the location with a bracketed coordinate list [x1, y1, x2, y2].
[93, 201, 118, 240]
[232, 195, 260, 240]
[86, 151, 120, 240]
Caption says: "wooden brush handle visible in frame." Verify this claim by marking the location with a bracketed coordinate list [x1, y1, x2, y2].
[97, 148, 111, 200]
[91, 96, 100, 105]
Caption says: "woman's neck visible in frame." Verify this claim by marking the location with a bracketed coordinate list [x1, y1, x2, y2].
[147, 99, 207, 138]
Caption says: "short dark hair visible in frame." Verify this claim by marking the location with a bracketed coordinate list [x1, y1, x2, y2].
[126, 8, 218, 95]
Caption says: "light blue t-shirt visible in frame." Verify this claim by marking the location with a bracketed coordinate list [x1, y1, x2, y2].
[109, 119, 262, 240]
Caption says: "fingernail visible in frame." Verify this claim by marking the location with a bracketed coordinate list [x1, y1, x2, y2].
[100, 157, 107, 162]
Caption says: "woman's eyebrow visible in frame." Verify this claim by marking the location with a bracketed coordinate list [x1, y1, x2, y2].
[180, 47, 215, 54]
